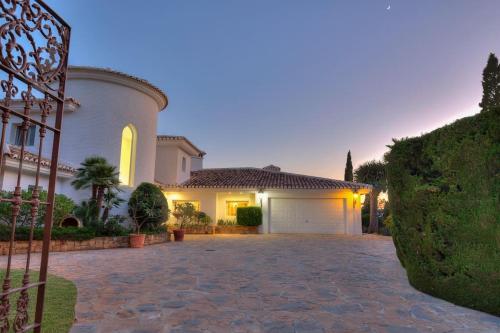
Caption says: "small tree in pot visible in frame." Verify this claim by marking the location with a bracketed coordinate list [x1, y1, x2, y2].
[128, 183, 169, 248]
[172, 202, 196, 241]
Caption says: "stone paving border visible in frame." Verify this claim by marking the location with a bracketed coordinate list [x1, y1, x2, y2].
[0, 232, 170, 255]
[3, 234, 500, 333]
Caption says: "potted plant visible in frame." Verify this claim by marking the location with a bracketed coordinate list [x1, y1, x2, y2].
[128, 183, 169, 248]
[172, 202, 196, 241]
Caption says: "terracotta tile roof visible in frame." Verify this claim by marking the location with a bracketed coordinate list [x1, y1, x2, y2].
[162, 167, 371, 190]
[157, 135, 206, 156]
[5, 145, 77, 174]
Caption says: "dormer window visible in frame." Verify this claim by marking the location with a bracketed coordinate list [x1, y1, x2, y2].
[182, 157, 187, 172]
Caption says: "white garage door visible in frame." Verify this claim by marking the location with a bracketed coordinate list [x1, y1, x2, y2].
[270, 198, 346, 234]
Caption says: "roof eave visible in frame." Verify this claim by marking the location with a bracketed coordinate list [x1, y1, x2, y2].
[157, 135, 205, 157]
[158, 185, 372, 191]
[68, 66, 168, 111]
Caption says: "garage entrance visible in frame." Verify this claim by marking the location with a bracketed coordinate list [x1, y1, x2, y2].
[269, 198, 347, 234]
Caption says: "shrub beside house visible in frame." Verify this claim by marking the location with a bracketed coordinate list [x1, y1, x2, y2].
[237, 207, 262, 226]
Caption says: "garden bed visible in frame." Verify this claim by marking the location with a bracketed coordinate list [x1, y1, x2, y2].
[0, 232, 170, 255]
[183, 225, 259, 234]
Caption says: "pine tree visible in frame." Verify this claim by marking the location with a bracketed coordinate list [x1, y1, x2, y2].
[344, 150, 353, 181]
[479, 53, 500, 111]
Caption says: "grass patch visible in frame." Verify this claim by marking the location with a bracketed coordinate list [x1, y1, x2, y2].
[0, 269, 76, 333]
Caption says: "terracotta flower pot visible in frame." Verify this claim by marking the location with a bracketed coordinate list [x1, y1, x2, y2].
[129, 234, 146, 248]
[173, 229, 185, 242]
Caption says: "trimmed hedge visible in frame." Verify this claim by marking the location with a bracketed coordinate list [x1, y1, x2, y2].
[0, 225, 96, 241]
[386, 108, 500, 316]
[51, 227, 96, 241]
[236, 207, 262, 226]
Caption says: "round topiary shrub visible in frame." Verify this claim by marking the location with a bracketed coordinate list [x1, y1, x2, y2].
[386, 108, 500, 316]
[128, 182, 169, 233]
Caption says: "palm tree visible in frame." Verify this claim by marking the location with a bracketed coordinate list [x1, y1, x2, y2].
[354, 160, 387, 233]
[73, 200, 99, 226]
[71, 156, 120, 218]
[101, 190, 125, 222]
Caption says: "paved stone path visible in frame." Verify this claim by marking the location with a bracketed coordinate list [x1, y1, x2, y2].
[5, 234, 500, 332]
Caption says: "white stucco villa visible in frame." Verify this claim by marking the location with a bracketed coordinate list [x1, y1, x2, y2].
[160, 166, 370, 235]
[1, 66, 371, 234]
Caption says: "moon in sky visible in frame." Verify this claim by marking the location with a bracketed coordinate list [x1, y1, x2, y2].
[387, 5, 391, 10]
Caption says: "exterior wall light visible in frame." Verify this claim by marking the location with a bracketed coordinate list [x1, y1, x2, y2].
[257, 189, 265, 207]
[353, 190, 359, 207]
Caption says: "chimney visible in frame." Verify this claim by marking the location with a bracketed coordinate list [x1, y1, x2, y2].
[263, 165, 281, 172]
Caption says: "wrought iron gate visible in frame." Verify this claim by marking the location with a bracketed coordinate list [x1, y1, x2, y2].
[0, 0, 70, 332]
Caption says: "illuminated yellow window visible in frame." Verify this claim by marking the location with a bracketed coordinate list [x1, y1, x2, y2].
[226, 201, 248, 217]
[173, 200, 200, 211]
[119, 124, 137, 186]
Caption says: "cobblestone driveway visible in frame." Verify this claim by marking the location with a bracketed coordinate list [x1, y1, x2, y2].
[8, 234, 500, 332]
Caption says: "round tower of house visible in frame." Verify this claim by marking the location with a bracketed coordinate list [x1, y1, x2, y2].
[59, 66, 168, 204]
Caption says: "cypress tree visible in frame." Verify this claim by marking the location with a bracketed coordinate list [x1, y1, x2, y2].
[344, 150, 353, 181]
[479, 53, 500, 111]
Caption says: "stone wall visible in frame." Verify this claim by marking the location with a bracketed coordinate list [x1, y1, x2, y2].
[0, 232, 170, 255]
[183, 225, 259, 234]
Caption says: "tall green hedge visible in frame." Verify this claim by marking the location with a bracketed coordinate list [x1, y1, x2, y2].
[386, 108, 500, 316]
[236, 207, 262, 226]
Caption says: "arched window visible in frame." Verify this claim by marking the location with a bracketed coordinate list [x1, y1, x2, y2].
[119, 124, 137, 186]
[182, 156, 187, 172]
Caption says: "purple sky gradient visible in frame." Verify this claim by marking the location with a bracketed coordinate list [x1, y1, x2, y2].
[46, 0, 500, 179]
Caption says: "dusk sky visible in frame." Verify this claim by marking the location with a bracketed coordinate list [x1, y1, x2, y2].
[46, 0, 500, 179]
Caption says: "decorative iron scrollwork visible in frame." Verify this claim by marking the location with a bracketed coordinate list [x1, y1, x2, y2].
[13, 273, 30, 332]
[0, 279, 11, 332]
[0, 1, 70, 332]
[0, 0, 70, 94]
[1, 73, 17, 106]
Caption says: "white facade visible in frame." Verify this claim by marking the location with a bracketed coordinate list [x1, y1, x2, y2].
[162, 188, 365, 235]
[0, 66, 366, 235]
[155, 136, 205, 185]
[0, 159, 73, 194]
[59, 67, 167, 207]
[1, 67, 169, 216]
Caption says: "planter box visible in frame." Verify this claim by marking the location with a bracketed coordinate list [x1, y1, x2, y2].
[215, 226, 259, 234]
[183, 226, 215, 234]
[183, 225, 259, 234]
[0, 232, 171, 255]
